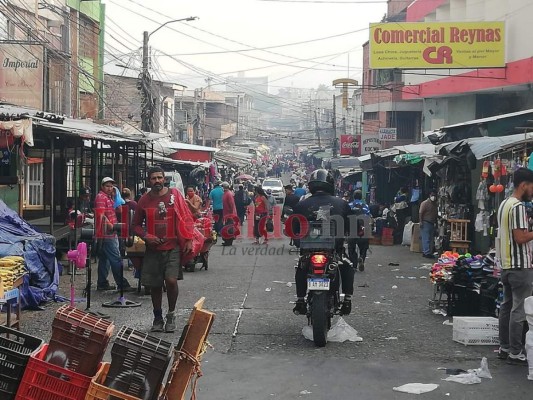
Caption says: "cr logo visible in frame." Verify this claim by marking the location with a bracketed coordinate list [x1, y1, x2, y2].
[422, 46, 453, 64]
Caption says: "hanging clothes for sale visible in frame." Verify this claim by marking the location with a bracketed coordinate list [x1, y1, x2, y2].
[476, 180, 488, 210]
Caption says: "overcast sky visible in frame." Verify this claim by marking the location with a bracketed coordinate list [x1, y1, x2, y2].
[103, 0, 387, 93]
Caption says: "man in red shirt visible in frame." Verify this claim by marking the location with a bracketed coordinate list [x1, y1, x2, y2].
[132, 166, 193, 332]
[94, 177, 133, 291]
[221, 182, 237, 246]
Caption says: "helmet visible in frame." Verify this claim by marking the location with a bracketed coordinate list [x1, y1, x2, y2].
[308, 169, 334, 195]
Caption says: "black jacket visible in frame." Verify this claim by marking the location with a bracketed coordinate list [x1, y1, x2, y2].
[291, 192, 353, 248]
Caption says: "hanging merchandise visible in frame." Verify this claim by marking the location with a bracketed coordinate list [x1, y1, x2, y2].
[476, 181, 488, 210]
[492, 159, 501, 180]
[529, 151, 533, 171]
[481, 160, 490, 178]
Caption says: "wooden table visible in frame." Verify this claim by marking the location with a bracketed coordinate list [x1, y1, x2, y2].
[0, 275, 24, 330]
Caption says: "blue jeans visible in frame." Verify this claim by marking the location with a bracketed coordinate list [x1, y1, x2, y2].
[420, 221, 435, 256]
[97, 236, 130, 289]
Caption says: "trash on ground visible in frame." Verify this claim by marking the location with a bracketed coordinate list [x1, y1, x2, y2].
[358, 283, 369, 288]
[265, 288, 272, 292]
[272, 281, 286, 284]
[420, 276, 428, 279]
[442, 357, 492, 384]
[419, 265, 433, 270]
[391, 268, 400, 272]
[438, 367, 467, 375]
[302, 317, 363, 342]
[286, 282, 293, 287]
[392, 285, 398, 289]
[361, 295, 367, 298]
[392, 383, 439, 394]
[395, 275, 405, 279]
[389, 262, 400, 266]
[299, 389, 312, 395]
[407, 277, 417, 280]
[374, 301, 381, 304]
[385, 336, 398, 340]
[377, 264, 383, 267]
[432, 309, 447, 316]
[443, 320, 454, 326]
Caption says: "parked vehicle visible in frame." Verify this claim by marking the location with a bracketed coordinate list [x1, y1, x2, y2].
[261, 178, 285, 203]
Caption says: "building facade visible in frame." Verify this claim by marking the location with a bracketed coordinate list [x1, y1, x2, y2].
[0, 0, 105, 118]
[362, 0, 533, 145]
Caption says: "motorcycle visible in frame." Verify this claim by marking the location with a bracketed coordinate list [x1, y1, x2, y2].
[298, 225, 342, 347]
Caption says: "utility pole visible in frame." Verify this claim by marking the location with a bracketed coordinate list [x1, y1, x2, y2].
[193, 88, 198, 144]
[236, 95, 240, 137]
[140, 17, 198, 133]
[332, 95, 337, 157]
[141, 31, 154, 132]
[314, 110, 321, 148]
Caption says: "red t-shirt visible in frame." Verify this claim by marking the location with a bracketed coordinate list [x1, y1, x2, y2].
[132, 189, 193, 251]
[255, 195, 268, 215]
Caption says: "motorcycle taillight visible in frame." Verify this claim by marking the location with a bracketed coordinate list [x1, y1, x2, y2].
[310, 254, 328, 274]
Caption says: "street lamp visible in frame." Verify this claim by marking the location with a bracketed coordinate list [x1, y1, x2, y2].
[140, 16, 198, 132]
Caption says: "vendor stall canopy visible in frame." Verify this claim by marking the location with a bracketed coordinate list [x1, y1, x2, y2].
[439, 132, 533, 160]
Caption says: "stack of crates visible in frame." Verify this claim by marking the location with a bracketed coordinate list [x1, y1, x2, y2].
[15, 306, 114, 400]
[93, 326, 173, 400]
[45, 305, 114, 376]
[0, 326, 43, 400]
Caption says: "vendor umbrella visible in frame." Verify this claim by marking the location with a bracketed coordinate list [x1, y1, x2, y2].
[236, 174, 254, 181]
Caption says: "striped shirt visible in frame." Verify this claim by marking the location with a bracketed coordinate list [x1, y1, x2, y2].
[497, 196, 532, 269]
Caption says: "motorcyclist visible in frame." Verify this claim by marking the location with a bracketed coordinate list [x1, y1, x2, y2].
[347, 190, 371, 272]
[290, 169, 354, 316]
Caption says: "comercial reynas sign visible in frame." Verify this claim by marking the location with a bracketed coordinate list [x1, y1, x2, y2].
[0, 44, 44, 109]
[369, 22, 505, 69]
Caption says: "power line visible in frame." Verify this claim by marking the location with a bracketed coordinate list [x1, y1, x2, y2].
[108, 0, 353, 72]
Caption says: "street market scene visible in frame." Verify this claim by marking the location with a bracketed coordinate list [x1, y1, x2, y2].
[0, 0, 533, 399]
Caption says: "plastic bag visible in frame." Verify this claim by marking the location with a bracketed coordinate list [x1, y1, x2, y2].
[302, 317, 363, 343]
[443, 373, 481, 385]
[442, 357, 492, 384]
[401, 221, 414, 246]
[266, 218, 274, 233]
[392, 383, 439, 394]
[180, 227, 206, 266]
[113, 187, 125, 208]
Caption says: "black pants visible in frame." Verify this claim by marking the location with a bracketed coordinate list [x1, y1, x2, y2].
[213, 209, 224, 234]
[295, 261, 354, 298]
[347, 238, 369, 265]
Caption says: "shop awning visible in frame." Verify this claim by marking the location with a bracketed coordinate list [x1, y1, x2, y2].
[439, 132, 533, 160]
[338, 167, 363, 178]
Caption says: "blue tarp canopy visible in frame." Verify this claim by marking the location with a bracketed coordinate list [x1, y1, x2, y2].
[0, 200, 59, 309]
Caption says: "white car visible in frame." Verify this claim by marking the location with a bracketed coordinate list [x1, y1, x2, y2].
[262, 178, 285, 203]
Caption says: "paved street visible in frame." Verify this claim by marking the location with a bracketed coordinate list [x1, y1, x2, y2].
[22, 225, 532, 399]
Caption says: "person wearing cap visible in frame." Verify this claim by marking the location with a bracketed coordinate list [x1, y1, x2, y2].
[208, 181, 224, 234]
[94, 177, 133, 291]
[419, 190, 438, 259]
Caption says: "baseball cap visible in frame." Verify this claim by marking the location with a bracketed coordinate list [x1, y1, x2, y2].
[101, 177, 115, 186]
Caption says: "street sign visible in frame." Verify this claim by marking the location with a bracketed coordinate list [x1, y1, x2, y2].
[378, 128, 397, 141]
[360, 134, 381, 155]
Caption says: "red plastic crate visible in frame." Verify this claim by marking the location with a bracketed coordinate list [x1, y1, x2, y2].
[15, 344, 95, 400]
[46, 305, 114, 376]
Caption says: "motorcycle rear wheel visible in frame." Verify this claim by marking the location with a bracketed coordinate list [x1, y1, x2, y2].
[311, 293, 328, 347]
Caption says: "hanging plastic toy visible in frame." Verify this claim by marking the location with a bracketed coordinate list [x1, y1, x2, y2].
[481, 160, 490, 178]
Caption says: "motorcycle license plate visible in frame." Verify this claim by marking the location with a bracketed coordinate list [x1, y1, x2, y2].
[308, 278, 330, 291]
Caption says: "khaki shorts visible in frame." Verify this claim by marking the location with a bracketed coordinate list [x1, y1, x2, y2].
[141, 248, 182, 287]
